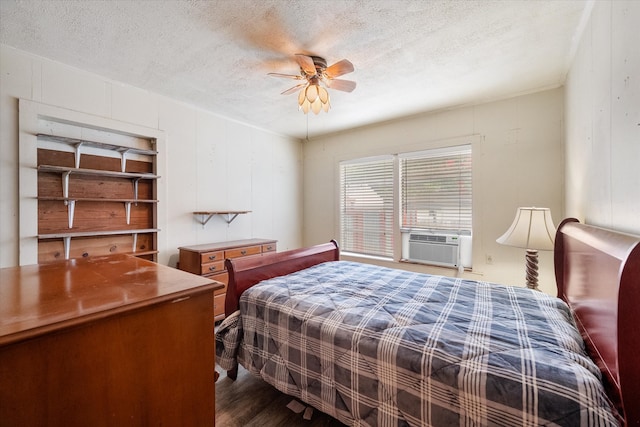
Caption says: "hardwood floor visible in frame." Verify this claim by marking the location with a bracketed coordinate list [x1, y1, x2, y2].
[215, 365, 346, 427]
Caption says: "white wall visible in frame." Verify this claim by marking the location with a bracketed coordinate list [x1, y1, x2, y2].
[0, 45, 303, 268]
[303, 89, 564, 294]
[565, 0, 640, 235]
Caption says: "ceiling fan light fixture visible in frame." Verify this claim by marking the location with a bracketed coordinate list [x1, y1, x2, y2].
[321, 90, 331, 112]
[311, 97, 323, 114]
[318, 86, 329, 103]
[299, 98, 310, 114]
[305, 84, 319, 103]
[274, 54, 354, 115]
[298, 88, 306, 106]
[298, 84, 330, 115]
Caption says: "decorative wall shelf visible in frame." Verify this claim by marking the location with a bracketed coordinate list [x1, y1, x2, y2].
[37, 197, 159, 227]
[37, 133, 157, 172]
[38, 165, 159, 200]
[38, 228, 160, 260]
[193, 211, 251, 227]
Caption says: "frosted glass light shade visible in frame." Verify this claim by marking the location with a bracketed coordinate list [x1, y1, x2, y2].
[496, 207, 556, 251]
[298, 84, 330, 114]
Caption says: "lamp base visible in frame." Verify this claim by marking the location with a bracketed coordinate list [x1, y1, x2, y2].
[525, 249, 539, 290]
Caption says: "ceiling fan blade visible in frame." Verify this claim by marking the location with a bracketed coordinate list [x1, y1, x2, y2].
[326, 79, 356, 93]
[268, 72, 303, 80]
[295, 54, 317, 75]
[324, 59, 354, 78]
[281, 83, 307, 95]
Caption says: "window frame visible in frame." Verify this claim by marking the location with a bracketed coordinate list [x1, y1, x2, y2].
[339, 155, 395, 258]
[337, 138, 477, 264]
[399, 144, 472, 234]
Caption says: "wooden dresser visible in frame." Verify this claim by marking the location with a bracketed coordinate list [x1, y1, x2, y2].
[178, 238, 277, 320]
[0, 254, 222, 427]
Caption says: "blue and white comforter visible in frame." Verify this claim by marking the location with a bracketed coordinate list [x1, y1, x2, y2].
[216, 261, 617, 426]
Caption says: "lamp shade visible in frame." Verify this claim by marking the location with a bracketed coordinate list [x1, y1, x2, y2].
[496, 207, 556, 251]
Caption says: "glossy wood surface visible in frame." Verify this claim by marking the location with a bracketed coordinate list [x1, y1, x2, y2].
[0, 255, 222, 426]
[224, 240, 339, 317]
[178, 238, 277, 254]
[1, 254, 220, 345]
[178, 238, 276, 321]
[554, 219, 640, 426]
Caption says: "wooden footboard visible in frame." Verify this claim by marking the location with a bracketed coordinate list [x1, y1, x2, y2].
[554, 219, 640, 425]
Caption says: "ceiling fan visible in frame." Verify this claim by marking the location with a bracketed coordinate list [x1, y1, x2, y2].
[269, 54, 356, 114]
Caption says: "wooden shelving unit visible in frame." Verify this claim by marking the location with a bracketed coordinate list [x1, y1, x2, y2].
[36, 134, 159, 262]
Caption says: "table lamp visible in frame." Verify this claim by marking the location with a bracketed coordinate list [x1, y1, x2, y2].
[496, 207, 556, 290]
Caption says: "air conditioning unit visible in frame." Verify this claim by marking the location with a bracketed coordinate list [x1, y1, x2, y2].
[402, 231, 460, 267]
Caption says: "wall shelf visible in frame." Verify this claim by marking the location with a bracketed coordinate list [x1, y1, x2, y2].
[37, 133, 157, 172]
[37, 197, 158, 227]
[38, 165, 158, 201]
[38, 228, 160, 260]
[193, 211, 251, 227]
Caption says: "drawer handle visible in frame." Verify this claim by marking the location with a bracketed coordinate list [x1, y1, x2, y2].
[209, 266, 217, 271]
[209, 255, 217, 260]
[241, 250, 247, 255]
[266, 246, 273, 250]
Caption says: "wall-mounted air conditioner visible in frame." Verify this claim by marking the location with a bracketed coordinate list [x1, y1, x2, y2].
[401, 231, 472, 268]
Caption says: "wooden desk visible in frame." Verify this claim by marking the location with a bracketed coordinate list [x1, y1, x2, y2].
[0, 254, 222, 426]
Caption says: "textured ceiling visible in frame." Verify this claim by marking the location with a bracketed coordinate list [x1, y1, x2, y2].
[0, 0, 590, 139]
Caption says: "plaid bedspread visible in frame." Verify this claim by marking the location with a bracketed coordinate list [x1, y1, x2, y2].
[216, 261, 617, 426]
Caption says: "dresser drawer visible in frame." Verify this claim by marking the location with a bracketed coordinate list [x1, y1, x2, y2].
[214, 293, 226, 319]
[212, 281, 228, 296]
[262, 243, 276, 253]
[209, 271, 229, 288]
[200, 250, 224, 264]
[225, 245, 262, 259]
[201, 260, 224, 275]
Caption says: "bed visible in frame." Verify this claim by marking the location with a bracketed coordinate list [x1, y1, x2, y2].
[216, 219, 639, 426]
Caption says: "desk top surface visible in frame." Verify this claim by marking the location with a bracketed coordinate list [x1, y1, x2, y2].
[0, 254, 221, 345]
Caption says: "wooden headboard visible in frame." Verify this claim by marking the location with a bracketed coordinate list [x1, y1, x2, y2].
[224, 240, 340, 316]
[554, 218, 640, 425]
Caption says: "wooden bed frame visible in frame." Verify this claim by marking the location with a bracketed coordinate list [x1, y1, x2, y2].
[553, 218, 640, 425]
[224, 239, 340, 315]
[224, 222, 640, 425]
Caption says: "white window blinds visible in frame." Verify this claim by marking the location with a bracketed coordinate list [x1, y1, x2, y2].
[340, 157, 394, 257]
[400, 145, 472, 233]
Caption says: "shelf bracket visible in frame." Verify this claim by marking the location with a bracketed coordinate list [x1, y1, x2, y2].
[132, 178, 141, 200]
[63, 236, 71, 260]
[221, 213, 241, 224]
[132, 232, 138, 253]
[67, 200, 76, 228]
[120, 149, 132, 173]
[62, 171, 71, 199]
[196, 213, 216, 228]
[74, 142, 84, 168]
[125, 202, 132, 225]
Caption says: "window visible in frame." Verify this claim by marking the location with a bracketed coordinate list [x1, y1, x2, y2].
[339, 144, 472, 260]
[400, 145, 472, 233]
[339, 156, 394, 257]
